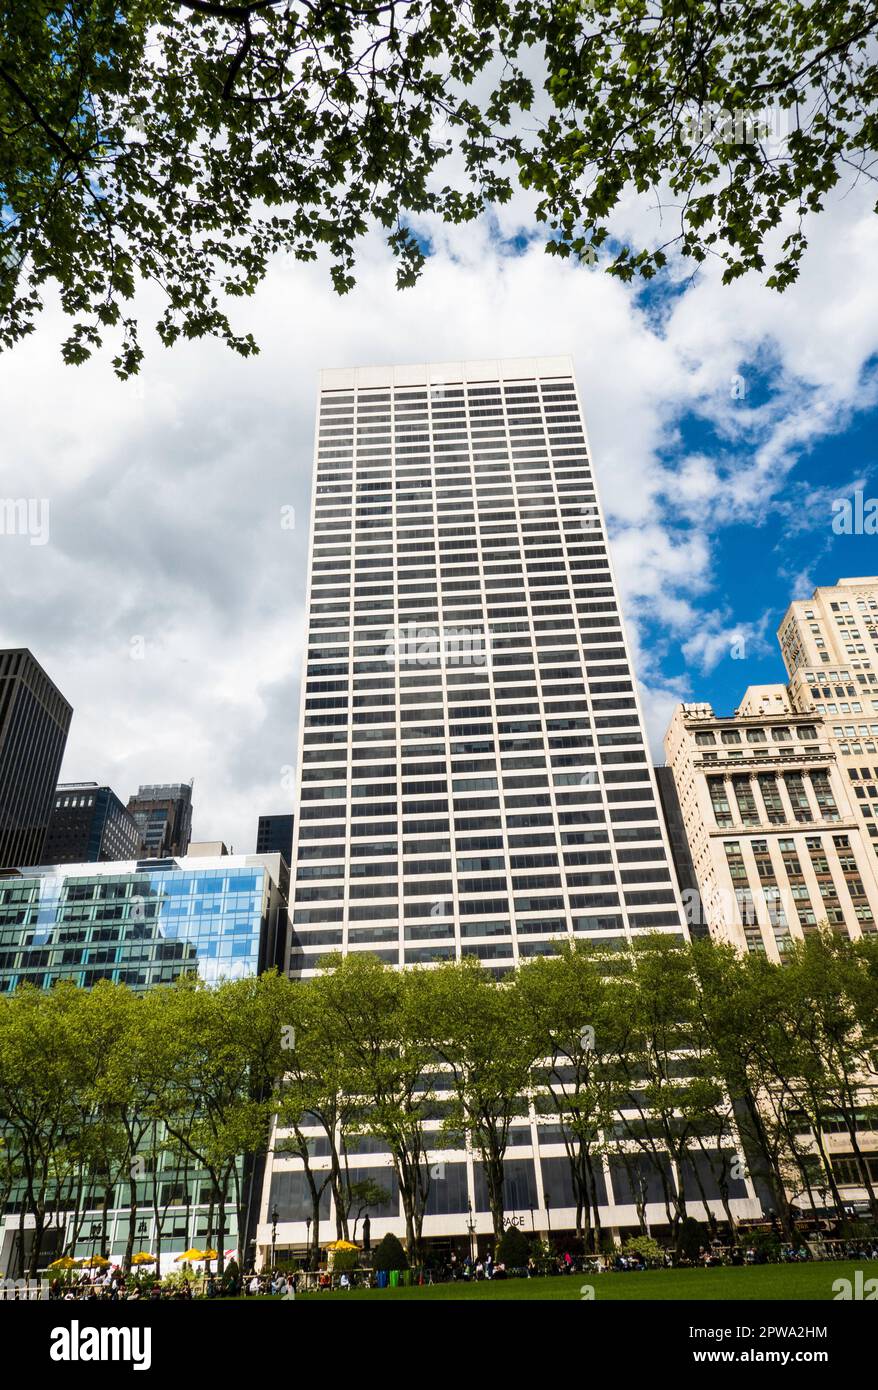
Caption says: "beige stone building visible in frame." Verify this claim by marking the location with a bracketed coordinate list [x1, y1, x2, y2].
[664, 575, 878, 961]
[664, 581, 878, 1219]
[779, 577, 878, 864]
[665, 688, 877, 959]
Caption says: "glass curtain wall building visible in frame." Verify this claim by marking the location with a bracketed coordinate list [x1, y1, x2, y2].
[264, 357, 761, 1259]
[0, 853, 288, 1273]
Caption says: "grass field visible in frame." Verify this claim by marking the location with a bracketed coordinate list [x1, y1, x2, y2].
[295, 1260, 870, 1301]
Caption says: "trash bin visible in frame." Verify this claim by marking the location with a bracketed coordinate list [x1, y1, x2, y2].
[376, 1270, 388, 1289]
[389, 1269, 399, 1288]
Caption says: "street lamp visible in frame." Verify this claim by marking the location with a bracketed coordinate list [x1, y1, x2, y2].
[466, 1202, 476, 1263]
[270, 1203, 279, 1272]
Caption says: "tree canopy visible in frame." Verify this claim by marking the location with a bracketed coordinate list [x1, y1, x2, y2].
[1, 1, 876, 373]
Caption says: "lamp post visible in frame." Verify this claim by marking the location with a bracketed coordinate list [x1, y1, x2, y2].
[466, 1202, 476, 1263]
[270, 1203, 279, 1273]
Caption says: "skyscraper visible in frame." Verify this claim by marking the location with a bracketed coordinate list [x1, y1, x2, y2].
[779, 576, 878, 860]
[262, 357, 760, 1261]
[256, 813, 294, 863]
[126, 782, 193, 858]
[287, 357, 685, 977]
[0, 649, 72, 869]
[43, 781, 142, 864]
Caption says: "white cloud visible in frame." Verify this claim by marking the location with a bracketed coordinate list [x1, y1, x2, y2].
[1, 174, 878, 847]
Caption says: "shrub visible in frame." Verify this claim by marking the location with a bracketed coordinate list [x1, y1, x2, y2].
[676, 1217, 705, 1261]
[496, 1226, 529, 1268]
[622, 1235, 663, 1266]
[372, 1232, 408, 1272]
[331, 1248, 359, 1273]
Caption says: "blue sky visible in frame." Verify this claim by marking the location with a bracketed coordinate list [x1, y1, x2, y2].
[1, 172, 877, 845]
[642, 364, 878, 719]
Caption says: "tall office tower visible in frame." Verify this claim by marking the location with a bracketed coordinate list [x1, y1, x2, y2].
[42, 782, 142, 865]
[126, 782, 193, 858]
[0, 649, 72, 869]
[288, 357, 685, 976]
[256, 813, 294, 863]
[778, 577, 878, 861]
[665, 687, 878, 958]
[263, 359, 760, 1263]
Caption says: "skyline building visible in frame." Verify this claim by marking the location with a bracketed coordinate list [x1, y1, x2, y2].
[262, 356, 760, 1260]
[0, 851, 289, 1272]
[664, 686, 878, 958]
[256, 813, 294, 863]
[779, 576, 878, 862]
[43, 781, 142, 864]
[126, 781, 193, 858]
[664, 583, 878, 1222]
[0, 648, 72, 870]
[287, 356, 684, 978]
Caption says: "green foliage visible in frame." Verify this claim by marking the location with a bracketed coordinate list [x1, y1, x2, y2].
[621, 1235, 663, 1266]
[330, 1247, 359, 1273]
[496, 1225, 530, 1267]
[675, 1217, 705, 1261]
[372, 1232, 409, 1272]
[2, 2, 876, 373]
[0, 933, 876, 1270]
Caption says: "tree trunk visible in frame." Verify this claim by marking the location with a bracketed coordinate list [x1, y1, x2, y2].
[484, 1154, 505, 1243]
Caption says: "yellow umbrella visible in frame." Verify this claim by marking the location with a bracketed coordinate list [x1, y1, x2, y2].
[174, 1248, 206, 1263]
[48, 1256, 78, 1269]
[326, 1240, 359, 1251]
[201, 1249, 218, 1259]
[131, 1252, 156, 1265]
[80, 1255, 110, 1268]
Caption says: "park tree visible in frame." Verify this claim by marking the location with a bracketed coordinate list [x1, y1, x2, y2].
[152, 971, 292, 1274]
[0, 983, 95, 1275]
[607, 936, 732, 1248]
[1, 2, 877, 374]
[777, 933, 878, 1224]
[516, 942, 617, 1252]
[272, 963, 360, 1264]
[692, 939, 808, 1240]
[423, 957, 537, 1242]
[317, 954, 439, 1264]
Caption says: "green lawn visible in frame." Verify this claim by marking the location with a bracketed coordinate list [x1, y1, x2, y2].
[296, 1260, 870, 1301]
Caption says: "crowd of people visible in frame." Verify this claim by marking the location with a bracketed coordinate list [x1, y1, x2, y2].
[5, 1232, 878, 1300]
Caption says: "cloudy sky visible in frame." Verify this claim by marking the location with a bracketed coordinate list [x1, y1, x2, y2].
[1, 162, 877, 852]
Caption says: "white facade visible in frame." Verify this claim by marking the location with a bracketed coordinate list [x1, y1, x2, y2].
[259, 358, 761, 1260]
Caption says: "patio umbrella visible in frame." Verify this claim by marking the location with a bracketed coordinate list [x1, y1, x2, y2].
[80, 1255, 110, 1268]
[48, 1256, 78, 1270]
[131, 1252, 156, 1265]
[326, 1240, 359, 1251]
[174, 1248, 206, 1263]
